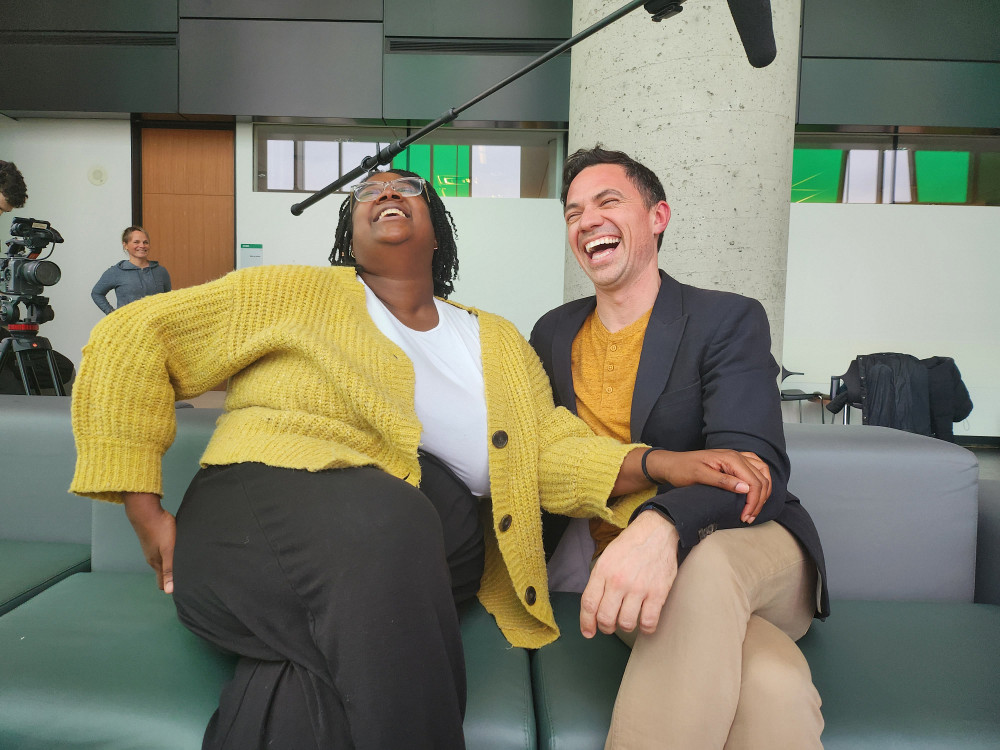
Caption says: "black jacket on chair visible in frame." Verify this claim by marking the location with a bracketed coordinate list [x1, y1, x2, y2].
[828, 353, 972, 442]
[921, 356, 973, 442]
[530, 271, 828, 618]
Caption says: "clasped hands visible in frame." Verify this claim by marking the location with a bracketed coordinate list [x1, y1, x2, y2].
[581, 447, 771, 639]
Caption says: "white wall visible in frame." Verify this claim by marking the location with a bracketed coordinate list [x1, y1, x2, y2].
[9, 120, 996, 438]
[0, 118, 133, 367]
[233, 123, 566, 337]
[784, 203, 1000, 437]
[0, 119, 565, 376]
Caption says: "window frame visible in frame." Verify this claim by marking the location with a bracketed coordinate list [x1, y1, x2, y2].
[254, 123, 566, 199]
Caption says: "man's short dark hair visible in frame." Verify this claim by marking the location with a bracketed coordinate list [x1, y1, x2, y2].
[561, 146, 668, 250]
[0, 161, 28, 208]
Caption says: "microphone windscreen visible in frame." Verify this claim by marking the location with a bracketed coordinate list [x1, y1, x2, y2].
[725, 0, 776, 68]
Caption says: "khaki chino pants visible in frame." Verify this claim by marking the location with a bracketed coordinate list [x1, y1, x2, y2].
[605, 521, 823, 750]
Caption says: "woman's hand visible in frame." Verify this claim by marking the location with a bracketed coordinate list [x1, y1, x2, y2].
[614, 448, 772, 523]
[734, 451, 772, 521]
[123, 492, 176, 593]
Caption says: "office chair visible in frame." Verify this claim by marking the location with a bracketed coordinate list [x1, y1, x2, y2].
[780, 366, 827, 423]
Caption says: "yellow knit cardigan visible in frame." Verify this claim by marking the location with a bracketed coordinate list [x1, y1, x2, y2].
[70, 265, 652, 648]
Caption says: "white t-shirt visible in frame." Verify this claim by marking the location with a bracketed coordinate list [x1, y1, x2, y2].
[362, 280, 491, 496]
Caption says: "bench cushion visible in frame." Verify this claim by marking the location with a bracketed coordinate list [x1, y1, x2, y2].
[977, 478, 1000, 605]
[531, 592, 629, 750]
[0, 540, 89, 615]
[799, 600, 1000, 750]
[461, 598, 537, 750]
[532, 593, 1000, 750]
[0, 570, 534, 749]
[0, 572, 235, 750]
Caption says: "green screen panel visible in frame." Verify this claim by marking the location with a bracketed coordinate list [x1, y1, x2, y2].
[407, 144, 431, 183]
[974, 152, 1000, 205]
[914, 151, 969, 203]
[791, 149, 843, 203]
[457, 145, 471, 197]
[434, 145, 459, 197]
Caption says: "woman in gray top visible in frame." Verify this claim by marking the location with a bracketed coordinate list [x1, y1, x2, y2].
[91, 226, 172, 314]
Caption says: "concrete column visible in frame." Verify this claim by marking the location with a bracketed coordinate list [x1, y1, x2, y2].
[566, 0, 801, 360]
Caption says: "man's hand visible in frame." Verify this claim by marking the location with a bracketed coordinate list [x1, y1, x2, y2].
[580, 510, 680, 638]
[643, 448, 772, 523]
[123, 492, 176, 593]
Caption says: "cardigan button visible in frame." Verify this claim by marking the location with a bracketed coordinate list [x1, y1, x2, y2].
[525, 586, 536, 605]
[492, 430, 509, 448]
[499, 514, 513, 532]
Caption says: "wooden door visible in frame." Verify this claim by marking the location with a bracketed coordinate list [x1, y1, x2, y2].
[140, 127, 235, 290]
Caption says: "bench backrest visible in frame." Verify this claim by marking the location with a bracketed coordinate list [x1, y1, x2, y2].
[91, 407, 220, 573]
[0, 395, 91, 544]
[3, 394, 981, 600]
[785, 423, 978, 602]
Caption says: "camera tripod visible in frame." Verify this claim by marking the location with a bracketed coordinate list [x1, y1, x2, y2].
[0, 323, 70, 396]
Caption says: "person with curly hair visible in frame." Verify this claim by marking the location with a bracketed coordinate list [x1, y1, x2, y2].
[70, 168, 769, 749]
[0, 160, 28, 215]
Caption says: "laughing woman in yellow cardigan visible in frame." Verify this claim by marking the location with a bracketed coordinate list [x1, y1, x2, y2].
[70, 169, 768, 750]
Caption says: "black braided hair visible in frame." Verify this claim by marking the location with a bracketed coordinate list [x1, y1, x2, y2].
[329, 168, 460, 299]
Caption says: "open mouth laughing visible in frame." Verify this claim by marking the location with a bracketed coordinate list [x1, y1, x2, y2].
[583, 235, 621, 262]
[374, 206, 408, 222]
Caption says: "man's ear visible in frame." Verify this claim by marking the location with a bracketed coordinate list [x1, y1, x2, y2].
[652, 201, 670, 235]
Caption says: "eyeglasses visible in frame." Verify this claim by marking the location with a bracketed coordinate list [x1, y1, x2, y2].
[352, 177, 427, 203]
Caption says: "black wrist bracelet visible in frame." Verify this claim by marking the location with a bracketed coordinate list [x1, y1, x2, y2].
[640, 447, 668, 484]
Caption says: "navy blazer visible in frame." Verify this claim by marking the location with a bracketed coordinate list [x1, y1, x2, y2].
[530, 271, 828, 618]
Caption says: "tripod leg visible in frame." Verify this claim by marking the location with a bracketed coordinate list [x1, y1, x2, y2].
[0, 340, 35, 395]
[43, 349, 67, 396]
[0, 338, 10, 375]
[12, 348, 36, 395]
[0, 339, 17, 394]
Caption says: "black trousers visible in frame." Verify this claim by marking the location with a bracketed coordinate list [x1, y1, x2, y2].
[173, 457, 484, 750]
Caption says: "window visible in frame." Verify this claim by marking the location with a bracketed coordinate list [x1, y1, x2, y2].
[792, 132, 1000, 205]
[255, 125, 564, 199]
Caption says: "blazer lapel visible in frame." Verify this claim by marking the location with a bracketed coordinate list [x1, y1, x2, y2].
[630, 272, 687, 442]
[551, 300, 595, 415]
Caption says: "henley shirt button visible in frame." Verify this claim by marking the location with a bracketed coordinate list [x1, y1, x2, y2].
[525, 586, 536, 605]
[499, 514, 513, 532]
[609, 344, 618, 352]
[492, 430, 509, 448]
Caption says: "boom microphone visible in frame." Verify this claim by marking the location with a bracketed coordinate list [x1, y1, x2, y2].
[725, 0, 776, 68]
[295, 0, 777, 216]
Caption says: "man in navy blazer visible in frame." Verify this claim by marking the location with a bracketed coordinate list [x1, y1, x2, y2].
[530, 146, 827, 749]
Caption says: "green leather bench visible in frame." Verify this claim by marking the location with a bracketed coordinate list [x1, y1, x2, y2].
[0, 539, 89, 616]
[531, 425, 1000, 749]
[3, 396, 999, 749]
[533, 595, 1000, 750]
[0, 396, 90, 616]
[0, 396, 534, 750]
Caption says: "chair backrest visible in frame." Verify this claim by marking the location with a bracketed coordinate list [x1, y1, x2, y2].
[830, 353, 936, 436]
[91, 407, 221, 572]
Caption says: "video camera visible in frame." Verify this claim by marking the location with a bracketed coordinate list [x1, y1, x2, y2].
[1, 217, 64, 326]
